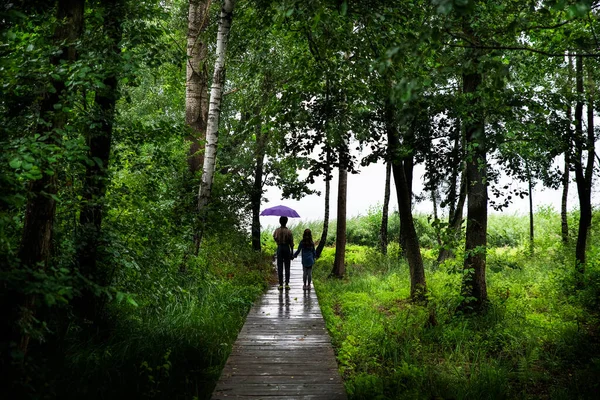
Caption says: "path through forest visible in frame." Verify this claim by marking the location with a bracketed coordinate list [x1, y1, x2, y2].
[211, 258, 347, 399]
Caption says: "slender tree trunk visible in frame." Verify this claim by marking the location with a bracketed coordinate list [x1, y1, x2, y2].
[331, 150, 347, 278]
[452, 167, 467, 230]
[573, 54, 593, 277]
[12, 0, 85, 356]
[527, 163, 534, 255]
[398, 119, 416, 257]
[438, 119, 465, 263]
[197, 0, 235, 223]
[385, 97, 426, 300]
[186, 0, 211, 175]
[432, 188, 442, 247]
[379, 160, 391, 254]
[75, 0, 124, 326]
[447, 119, 461, 220]
[251, 108, 268, 251]
[460, 60, 488, 311]
[562, 54, 573, 244]
[562, 112, 571, 244]
[316, 152, 331, 258]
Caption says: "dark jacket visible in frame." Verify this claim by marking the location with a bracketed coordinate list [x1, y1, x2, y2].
[293, 241, 316, 267]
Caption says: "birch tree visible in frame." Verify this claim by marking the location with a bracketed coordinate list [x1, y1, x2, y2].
[198, 0, 235, 214]
[186, 0, 211, 175]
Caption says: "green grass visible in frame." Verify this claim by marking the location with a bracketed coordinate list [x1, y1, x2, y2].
[43, 210, 599, 400]
[51, 234, 274, 400]
[310, 210, 600, 400]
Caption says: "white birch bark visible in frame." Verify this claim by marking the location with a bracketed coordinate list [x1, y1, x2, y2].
[198, 0, 235, 212]
[186, 0, 211, 174]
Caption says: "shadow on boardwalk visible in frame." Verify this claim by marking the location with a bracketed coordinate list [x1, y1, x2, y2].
[211, 258, 347, 399]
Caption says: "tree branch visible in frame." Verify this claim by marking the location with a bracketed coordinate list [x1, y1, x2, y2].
[444, 42, 600, 57]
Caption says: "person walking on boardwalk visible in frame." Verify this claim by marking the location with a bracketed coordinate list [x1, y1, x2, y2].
[293, 229, 317, 290]
[273, 216, 294, 290]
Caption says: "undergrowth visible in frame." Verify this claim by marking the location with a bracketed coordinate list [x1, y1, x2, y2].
[51, 233, 273, 400]
[312, 211, 600, 400]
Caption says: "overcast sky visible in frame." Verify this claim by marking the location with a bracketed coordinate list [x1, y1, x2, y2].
[261, 158, 585, 228]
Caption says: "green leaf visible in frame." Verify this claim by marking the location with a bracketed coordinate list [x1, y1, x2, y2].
[340, 1, 348, 16]
[9, 158, 21, 169]
[45, 293, 56, 306]
[126, 296, 139, 307]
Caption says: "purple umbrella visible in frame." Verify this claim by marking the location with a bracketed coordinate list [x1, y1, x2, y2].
[260, 205, 300, 218]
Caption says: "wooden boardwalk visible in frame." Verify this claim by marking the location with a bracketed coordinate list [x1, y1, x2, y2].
[211, 258, 347, 399]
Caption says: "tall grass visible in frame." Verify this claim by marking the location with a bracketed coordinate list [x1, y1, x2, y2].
[53, 233, 273, 400]
[311, 209, 600, 400]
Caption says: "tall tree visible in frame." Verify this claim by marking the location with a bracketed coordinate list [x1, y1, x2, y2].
[186, 0, 211, 175]
[249, 72, 274, 252]
[316, 150, 332, 258]
[331, 145, 348, 278]
[75, 0, 125, 327]
[379, 160, 391, 255]
[14, 0, 85, 354]
[572, 54, 595, 277]
[562, 54, 573, 244]
[460, 44, 488, 310]
[437, 118, 466, 263]
[197, 0, 235, 219]
[385, 94, 427, 300]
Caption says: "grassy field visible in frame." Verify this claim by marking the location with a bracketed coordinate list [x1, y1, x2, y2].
[306, 210, 600, 399]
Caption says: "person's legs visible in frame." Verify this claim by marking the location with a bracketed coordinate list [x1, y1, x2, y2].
[284, 257, 291, 285]
[303, 266, 308, 288]
[276, 248, 284, 287]
[306, 266, 313, 287]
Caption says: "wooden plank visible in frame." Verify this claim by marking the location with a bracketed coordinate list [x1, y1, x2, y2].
[213, 374, 343, 384]
[228, 349, 336, 358]
[211, 259, 347, 400]
[212, 395, 344, 400]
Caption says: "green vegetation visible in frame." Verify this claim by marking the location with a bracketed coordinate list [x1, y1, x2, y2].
[312, 209, 600, 399]
[2, 1, 599, 399]
[16, 230, 273, 399]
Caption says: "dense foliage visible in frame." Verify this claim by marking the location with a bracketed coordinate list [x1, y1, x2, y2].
[1, 0, 599, 399]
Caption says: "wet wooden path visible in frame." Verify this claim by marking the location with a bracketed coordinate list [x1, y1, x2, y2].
[211, 259, 347, 399]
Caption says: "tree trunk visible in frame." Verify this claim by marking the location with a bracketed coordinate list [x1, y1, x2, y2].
[251, 108, 268, 251]
[12, 0, 85, 356]
[438, 119, 465, 263]
[186, 0, 211, 175]
[447, 119, 461, 220]
[562, 111, 570, 244]
[460, 62, 488, 311]
[316, 151, 331, 258]
[331, 149, 348, 278]
[75, 0, 124, 325]
[197, 0, 235, 218]
[379, 160, 391, 255]
[431, 187, 442, 247]
[527, 163, 534, 255]
[385, 97, 426, 300]
[398, 120, 415, 257]
[573, 54, 594, 277]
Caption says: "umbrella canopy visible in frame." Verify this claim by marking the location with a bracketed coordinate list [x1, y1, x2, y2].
[260, 205, 300, 218]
